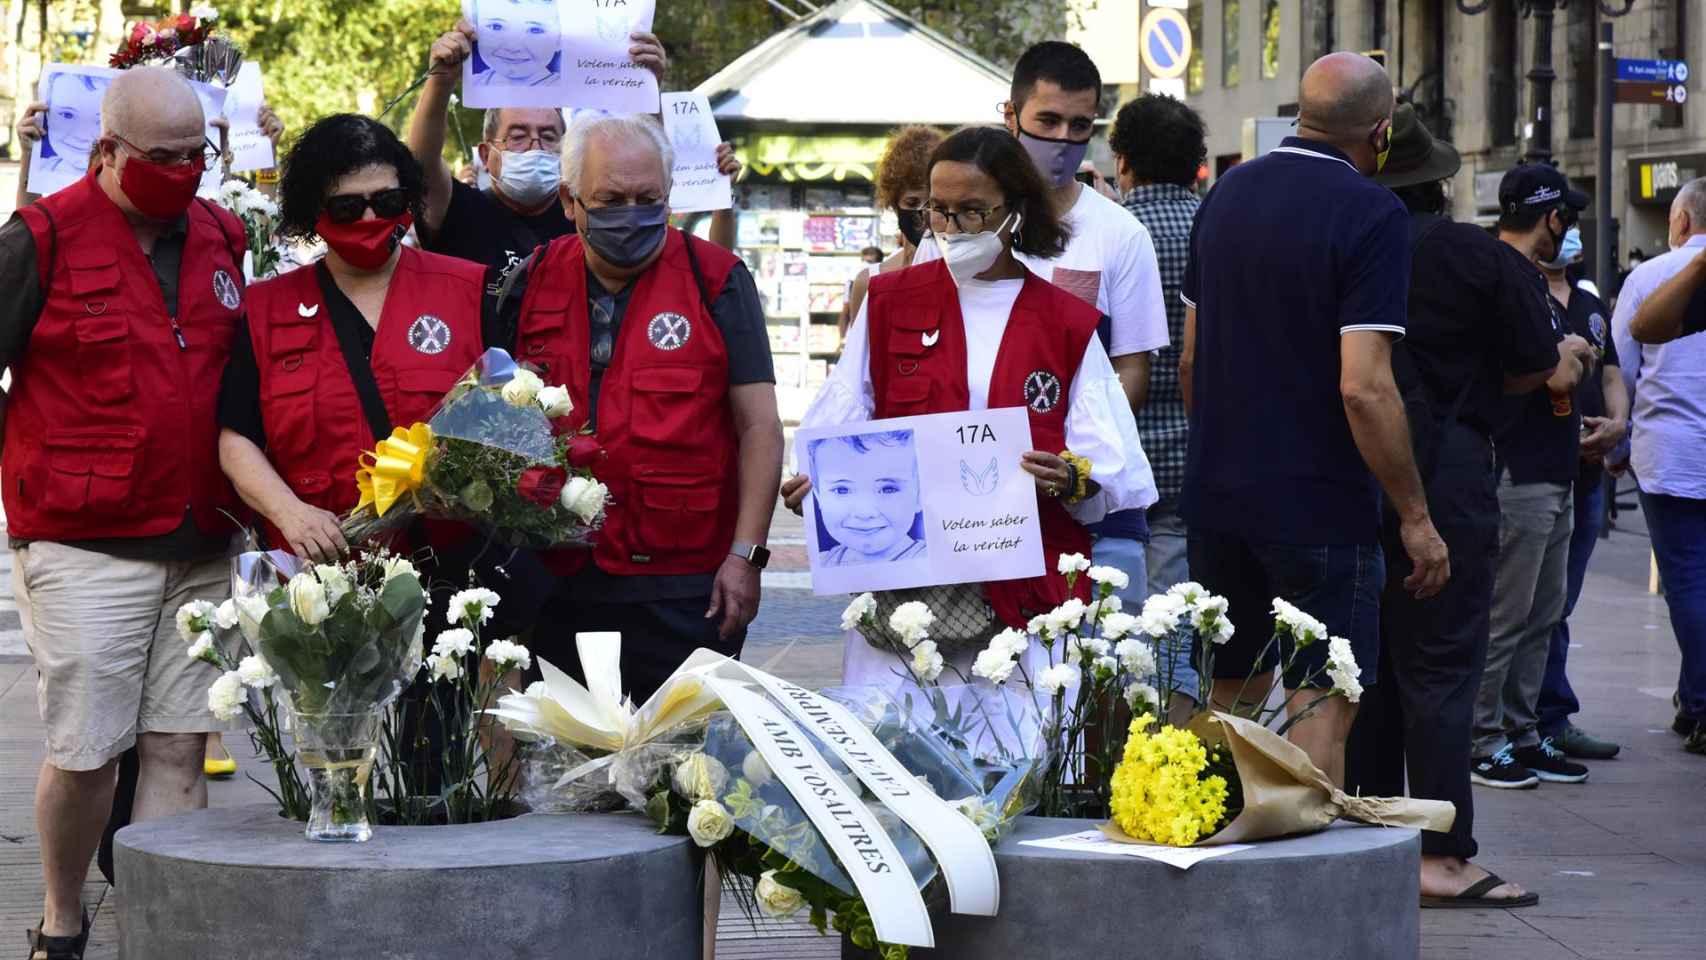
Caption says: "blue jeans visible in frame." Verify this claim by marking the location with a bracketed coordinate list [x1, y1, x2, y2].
[1093, 534, 1200, 703]
[1536, 480, 1604, 737]
[1641, 492, 1706, 724]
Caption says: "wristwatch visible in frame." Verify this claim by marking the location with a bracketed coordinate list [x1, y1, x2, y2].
[731, 541, 771, 569]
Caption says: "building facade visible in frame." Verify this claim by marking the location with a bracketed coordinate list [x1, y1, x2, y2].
[1162, 0, 1700, 275]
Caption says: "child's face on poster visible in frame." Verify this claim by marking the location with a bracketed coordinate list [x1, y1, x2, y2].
[816, 440, 920, 558]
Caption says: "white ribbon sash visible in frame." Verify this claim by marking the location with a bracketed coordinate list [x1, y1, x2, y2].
[726, 664, 1000, 917]
[708, 679, 935, 948]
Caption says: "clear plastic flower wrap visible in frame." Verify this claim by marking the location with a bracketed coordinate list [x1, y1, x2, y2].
[339, 348, 608, 550]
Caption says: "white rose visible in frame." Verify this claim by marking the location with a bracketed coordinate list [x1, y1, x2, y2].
[888, 601, 934, 647]
[206, 671, 246, 721]
[1115, 637, 1157, 678]
[1036, 663, 1079, 696]
[484, 639, 532, 672]
[840, 593, 877, 631]
[211, 599, 240, 631]
[571, 478, 608, 525]
[671, 752, 730, 802]
[382, 555, 418, 584]
[237, 654, 278, 689]
[186, 631, 216, 663]
[754, 870, 806, 920]
[235, 594, 269, 643]
[501, 368, 544, 407]
[175, 600, 215, 643]
[741, 751, 773, 788]
[314, 563, 352, 608]
[536, 384, 574, 418]
[909, 639, 944, 682]
[972, 645, 1016, 684]
[1087, 565, 1130, 593]
[433, 628, 477, 658]
[1101, 612, 1140, 640]
[686, 799, 735, 847]
[286, 573, 329, 626]
[1056, 552, 1090, 575]
[446, 588, 501, 626]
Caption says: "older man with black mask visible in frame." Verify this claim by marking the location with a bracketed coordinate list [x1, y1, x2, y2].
[1345, 104, 1560, 910]
[505, 114, 783, 701]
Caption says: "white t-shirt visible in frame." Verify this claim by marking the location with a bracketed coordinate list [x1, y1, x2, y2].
[914, 185, 1169, 358]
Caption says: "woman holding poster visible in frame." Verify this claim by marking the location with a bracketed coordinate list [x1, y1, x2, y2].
[784, 126, 1155, 688]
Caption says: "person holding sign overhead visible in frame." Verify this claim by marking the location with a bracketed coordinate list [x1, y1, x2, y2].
[782, 126, 1155, 688]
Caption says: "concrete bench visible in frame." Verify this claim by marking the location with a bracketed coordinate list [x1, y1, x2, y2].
[116, 804, 703, 959]
[848, 816, 1421, 959]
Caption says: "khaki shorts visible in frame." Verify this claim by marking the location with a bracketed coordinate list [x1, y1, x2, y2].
[15, 541, 239, 771]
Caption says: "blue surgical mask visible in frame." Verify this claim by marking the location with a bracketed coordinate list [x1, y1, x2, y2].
[1541, 226, 1582, 270]
[580, 201, 668, 268]
[495, 149, 561, 209]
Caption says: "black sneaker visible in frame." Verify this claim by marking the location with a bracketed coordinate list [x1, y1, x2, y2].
[1685, 728, 1706, 756]
[1674, 713, 1700, 738]
[1471, 747, 1539, 789]
[1512, 739, 1590, 783]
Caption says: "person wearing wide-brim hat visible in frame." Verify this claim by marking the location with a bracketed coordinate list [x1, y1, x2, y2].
[1345, 99, 1560, 912]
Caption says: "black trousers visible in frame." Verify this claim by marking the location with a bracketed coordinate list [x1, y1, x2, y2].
[535, 586, 746, 703]
[1347, 428, 1499, 860]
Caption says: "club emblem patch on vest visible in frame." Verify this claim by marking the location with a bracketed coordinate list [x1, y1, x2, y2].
[1589, 312, 1606, 345]
[1023, 370, 1062, 413]
[211, 270, 242, 311]
[408, 315, 452, 355]
[647, 312, 691, 351]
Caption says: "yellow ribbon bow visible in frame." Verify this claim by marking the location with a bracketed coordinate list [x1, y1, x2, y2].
[354, 422, 433, 516]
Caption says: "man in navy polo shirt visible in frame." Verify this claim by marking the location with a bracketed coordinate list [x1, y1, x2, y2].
[1180, 52, 1449, 784]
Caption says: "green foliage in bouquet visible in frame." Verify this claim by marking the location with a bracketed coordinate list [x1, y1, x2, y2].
[258, 563, 427, 716]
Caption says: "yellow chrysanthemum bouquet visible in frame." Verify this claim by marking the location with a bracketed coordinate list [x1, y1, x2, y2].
[1108, 714, 1235, 846]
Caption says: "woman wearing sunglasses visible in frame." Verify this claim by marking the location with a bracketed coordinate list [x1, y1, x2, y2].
[215, 113, 498, 563]
[784, 126, 1153, 690]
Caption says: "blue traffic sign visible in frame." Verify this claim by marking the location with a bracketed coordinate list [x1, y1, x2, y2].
[1140, 8, 1192, 81]
[1617, 58, 1689, 84]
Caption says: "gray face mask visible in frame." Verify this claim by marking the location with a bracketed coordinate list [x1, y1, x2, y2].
[581, 201, 668, 267]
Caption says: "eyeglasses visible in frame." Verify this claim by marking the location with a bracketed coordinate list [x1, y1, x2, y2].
[492, 131, 562, 153]
[113, 134, 220, 169]
[323, 187, 411, 225]
[924, 203, 1007, 234]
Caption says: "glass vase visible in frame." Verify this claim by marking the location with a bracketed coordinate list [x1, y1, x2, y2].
[292, 709, 383, 842]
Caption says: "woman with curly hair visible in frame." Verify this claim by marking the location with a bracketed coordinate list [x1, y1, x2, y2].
[215, 113, 498, 562]
[838, 124, 945, 338]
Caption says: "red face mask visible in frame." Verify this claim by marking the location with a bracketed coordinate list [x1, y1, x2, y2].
[119, 152, 205, 221]
[316, 212, 413, 270]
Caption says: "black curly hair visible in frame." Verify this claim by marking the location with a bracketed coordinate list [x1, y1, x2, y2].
[930, 127, 1070, 259]
[277, 114, 426, 241]
[1108, 94, 1207, 188]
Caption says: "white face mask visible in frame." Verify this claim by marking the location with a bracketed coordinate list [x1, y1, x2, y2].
[935, 211, 1019, 286]
[494, 149, 562, 208]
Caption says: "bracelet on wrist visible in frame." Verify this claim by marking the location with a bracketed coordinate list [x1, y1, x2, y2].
[1057, 451, 1093, 505]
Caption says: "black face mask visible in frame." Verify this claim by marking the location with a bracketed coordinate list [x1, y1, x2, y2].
[896, 207, 927, 247]
[580, 201, 668, 268]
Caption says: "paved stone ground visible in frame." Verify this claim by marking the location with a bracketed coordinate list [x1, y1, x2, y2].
[1, 499, 1702, 958]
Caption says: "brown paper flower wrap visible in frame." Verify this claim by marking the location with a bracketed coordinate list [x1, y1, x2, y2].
[1100, 711, 1456, 847]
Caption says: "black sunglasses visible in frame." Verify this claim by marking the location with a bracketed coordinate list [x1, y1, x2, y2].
[323, 188, 410, 225]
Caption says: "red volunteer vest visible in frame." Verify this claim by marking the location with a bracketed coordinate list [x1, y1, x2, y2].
[513, 229, 741, 576]
[5, 173, 245, 541]
[866, 260, 1097, 628]
[244, 246, 486, 546]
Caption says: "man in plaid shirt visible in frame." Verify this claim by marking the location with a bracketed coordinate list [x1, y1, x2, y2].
[1110, 94, 1206, 717]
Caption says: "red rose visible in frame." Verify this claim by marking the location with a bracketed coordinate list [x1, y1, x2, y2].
[564, 435, 604, 469]
[517, 466, 567, 508]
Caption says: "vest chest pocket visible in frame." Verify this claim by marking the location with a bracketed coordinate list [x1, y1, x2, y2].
[40, 427, 144, 519]
[883, 375, 933, 417]
[74, 314, 136, 404]
[391, 367, 462, 424]
[630, 365, 706, 448]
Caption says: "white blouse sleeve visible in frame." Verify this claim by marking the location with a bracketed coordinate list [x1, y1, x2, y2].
[793, 298, 876, 471]
[1064, 336, 1158, 524]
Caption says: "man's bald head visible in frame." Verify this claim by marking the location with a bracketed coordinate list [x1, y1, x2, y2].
[1298, 52, 1394, 136]
[102, 66, 204, 143]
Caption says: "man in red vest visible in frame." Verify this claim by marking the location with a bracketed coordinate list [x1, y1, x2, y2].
[510, 114, 782, 701]
[0, 66, 245, 959]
